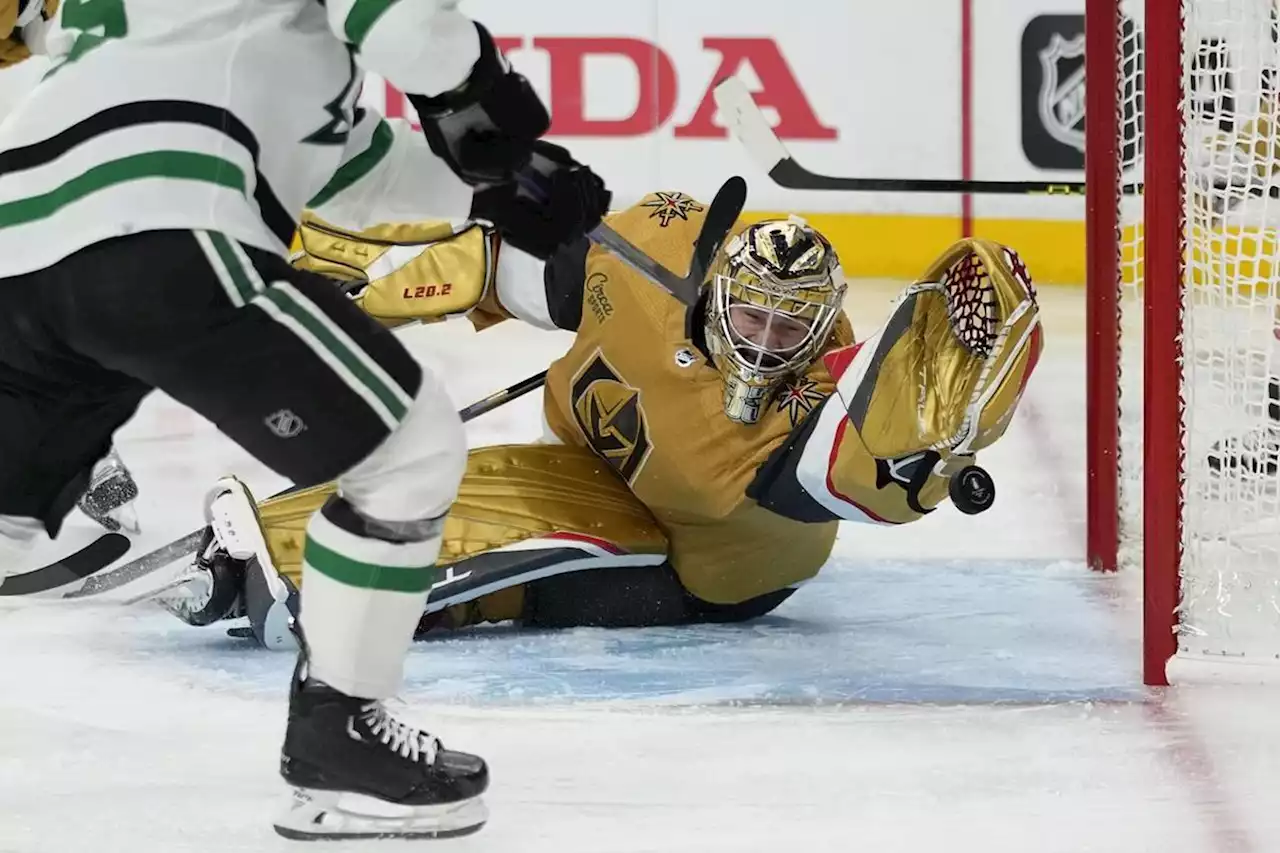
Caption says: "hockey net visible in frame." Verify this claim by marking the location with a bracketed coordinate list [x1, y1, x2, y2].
[1087, 0, 1280, 684]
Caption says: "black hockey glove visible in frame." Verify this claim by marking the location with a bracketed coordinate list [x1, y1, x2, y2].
[407, 22, 550, 188]
[469, 140, 612, 261]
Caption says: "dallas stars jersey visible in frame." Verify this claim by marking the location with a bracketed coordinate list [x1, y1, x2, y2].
[0, 0, 479, 276]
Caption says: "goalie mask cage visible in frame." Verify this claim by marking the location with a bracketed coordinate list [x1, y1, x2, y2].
[1086, 0, 1280, 685]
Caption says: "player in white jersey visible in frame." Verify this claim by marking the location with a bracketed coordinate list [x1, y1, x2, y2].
[0, 0, 610, 839]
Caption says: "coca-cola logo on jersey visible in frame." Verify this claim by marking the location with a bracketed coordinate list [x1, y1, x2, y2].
[382, 36, 835, 140]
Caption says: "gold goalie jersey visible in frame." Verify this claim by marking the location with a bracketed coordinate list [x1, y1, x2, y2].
[282, 191, 1042, 609]
[536, 198, 857, 603]
[534, 196, 1041, 603]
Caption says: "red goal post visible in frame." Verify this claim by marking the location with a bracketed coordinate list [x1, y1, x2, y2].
[1086, 0, 1280, 686]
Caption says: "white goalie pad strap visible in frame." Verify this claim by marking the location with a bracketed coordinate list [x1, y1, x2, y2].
[205, 478, 292, 607]
[206, 481, 270, 563]
[425, 535, 668, 613]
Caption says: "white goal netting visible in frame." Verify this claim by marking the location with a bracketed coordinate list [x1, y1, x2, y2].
[1118, 0, 1280, 665]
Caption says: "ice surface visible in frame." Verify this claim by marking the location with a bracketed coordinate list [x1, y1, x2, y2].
[4, 283, 1280, 853]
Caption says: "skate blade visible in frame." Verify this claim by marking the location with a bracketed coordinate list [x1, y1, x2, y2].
[273, 787, 488, 841]
[109, 503, 141, 536]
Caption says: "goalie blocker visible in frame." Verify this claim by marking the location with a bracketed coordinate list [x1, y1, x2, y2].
[161, 210, 1041, 645]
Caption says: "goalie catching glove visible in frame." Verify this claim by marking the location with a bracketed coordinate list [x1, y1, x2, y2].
[817, 238, 1041, 520]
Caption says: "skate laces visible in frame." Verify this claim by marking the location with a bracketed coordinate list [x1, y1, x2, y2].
[359, 702, 440, 765]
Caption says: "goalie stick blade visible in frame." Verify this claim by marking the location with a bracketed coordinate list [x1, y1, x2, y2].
[691, 175, 749, 279]
[588, 174, 746, 307]
[0, 533, 131, 597]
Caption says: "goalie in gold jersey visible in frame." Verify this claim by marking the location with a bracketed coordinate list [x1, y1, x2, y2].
[164, 183, 1043, 644]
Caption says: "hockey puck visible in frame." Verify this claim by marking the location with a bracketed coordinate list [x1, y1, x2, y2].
[950, 465, 995, 515]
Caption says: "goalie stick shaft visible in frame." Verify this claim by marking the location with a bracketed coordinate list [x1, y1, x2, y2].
[770, 160, 1280, 199]
[19, 183, 747, 600]
[586, 178, 743, 306]
[714, 77, 1280, 202]
[768, 159, 1139, 196]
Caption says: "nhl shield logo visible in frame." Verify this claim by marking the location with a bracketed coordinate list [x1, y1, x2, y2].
[1037, 33, 1086, 153]
[265, 408, 307, 439]
[1034, 33, 1085, 153]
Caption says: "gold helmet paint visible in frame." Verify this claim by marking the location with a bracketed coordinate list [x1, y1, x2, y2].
[704, 216, 847, 424]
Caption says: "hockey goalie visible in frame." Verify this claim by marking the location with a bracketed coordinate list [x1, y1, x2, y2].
[159, 190, 1043, 645]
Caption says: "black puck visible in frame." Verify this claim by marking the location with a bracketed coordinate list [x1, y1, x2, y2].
[950, 465, 995, 515]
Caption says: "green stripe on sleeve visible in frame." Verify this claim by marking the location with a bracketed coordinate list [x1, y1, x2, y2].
[0, 151, 246, 229]
[344, 0, 401, 47]
[308, 119, 394, 208]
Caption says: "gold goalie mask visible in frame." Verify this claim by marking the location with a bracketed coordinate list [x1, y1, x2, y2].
[704, 217, 847, 424]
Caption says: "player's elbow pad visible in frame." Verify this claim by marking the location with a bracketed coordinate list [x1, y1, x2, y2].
[329, 0, 481, 97]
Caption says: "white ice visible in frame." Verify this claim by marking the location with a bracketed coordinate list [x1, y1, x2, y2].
[3, 281, 1280, 853]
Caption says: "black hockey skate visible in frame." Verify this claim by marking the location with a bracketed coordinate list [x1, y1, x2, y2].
[155, 529, 246, 627]
[77, 448, 140, 533]
[275, 658, 489, 840]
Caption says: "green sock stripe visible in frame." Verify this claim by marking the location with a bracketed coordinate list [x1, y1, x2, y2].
[308, 119, 394, 208]
[305, 536, 439, 593]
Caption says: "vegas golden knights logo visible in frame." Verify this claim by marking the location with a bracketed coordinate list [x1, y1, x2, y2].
[571, 353, 652, 484]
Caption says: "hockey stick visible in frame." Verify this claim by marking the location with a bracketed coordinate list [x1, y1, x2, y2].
[713, 76, 1280, 206]
[0, 533, 131, 597]
[585, 175, 746, 306]
[713, 76, 1147, 197]
[458, 368, 547, 421]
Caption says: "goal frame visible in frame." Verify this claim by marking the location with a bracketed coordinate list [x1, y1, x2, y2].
[1084, 0, 1183, 687]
